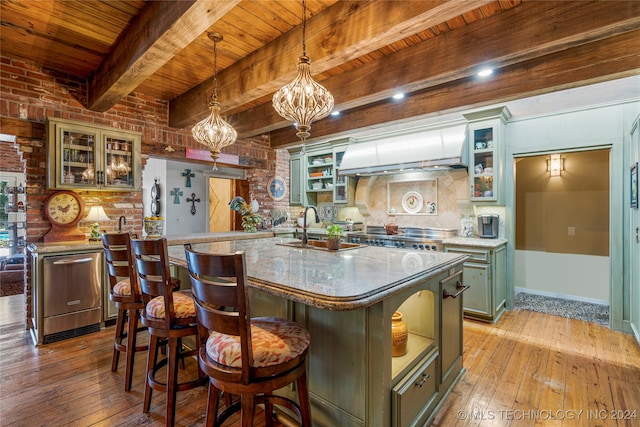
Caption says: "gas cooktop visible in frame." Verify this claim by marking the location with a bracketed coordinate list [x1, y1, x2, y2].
[346, 226, 458, 251]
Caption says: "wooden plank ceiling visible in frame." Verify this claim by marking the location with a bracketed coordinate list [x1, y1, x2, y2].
[2, 0, 639, 149]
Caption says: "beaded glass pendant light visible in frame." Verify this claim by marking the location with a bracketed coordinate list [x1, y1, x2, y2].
[272, 0, 334, 153]
[192, 32, 237, 170]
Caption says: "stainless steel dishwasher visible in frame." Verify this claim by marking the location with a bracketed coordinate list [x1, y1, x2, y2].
[42, 252, 102, 343]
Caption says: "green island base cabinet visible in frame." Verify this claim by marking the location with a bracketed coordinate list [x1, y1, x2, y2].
[444, 238, 507, 322]
[169, 238, 468, 427]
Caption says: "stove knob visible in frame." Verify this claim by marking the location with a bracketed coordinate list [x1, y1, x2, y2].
[399, 242, 405, 248]
[413, 243, 419, 249]
[395, 241, 401, 248]
[431, 245, 437, 251]
[418, 244, 424, 250]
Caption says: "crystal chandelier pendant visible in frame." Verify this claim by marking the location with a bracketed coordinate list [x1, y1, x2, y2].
[272, 55, 334, 143]
[192, 32, 237, 170]
[192, 96, 237, 170]
[272, 0, 334, 152]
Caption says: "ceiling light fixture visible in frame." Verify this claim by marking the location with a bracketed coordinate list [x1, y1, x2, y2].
[392, 93, 405, 100]
[192, 32, 237, 171]
[477, 68, 494, 77]
[272, 0, 334, 154]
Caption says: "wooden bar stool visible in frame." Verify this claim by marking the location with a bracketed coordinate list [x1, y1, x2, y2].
[184, 244, 312, 427]
[102, 232, 148, 392]
[130, 238, 206, 427]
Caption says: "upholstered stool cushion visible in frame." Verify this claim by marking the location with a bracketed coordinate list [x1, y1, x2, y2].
[146, 291, 196, 319]
[205, 317, 310, 368]
[113, 279, 131, 296]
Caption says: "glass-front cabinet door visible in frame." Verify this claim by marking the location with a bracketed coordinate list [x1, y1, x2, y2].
[470, 126, 496, 202]
[103, 131, 136, 188]
[333, 149, 349, 204]
[58, 125, 99, 187]
[47, 118, 141, 191]
[464, 107, 511, 204]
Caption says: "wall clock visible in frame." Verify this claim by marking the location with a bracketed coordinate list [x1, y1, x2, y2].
[43, 190, 86, 242]
[267, 176, 286, 201]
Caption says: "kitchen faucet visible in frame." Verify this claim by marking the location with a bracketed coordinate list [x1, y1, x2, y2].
[301, 205, 320, 246]
[118, 216, 126, 233]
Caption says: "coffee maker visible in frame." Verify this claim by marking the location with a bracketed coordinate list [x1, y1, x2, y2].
[477, 214, 499, 238]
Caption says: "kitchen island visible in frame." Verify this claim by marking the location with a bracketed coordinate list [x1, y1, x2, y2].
[168, 237, 468, 427]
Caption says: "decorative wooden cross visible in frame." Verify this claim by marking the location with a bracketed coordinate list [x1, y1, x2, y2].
[171, 187, 183, 204]
[186, 193, 200, 215]
[182, 168, 195, 187]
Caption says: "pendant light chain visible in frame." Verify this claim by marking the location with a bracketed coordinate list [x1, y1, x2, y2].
[301, 0, 307, 57]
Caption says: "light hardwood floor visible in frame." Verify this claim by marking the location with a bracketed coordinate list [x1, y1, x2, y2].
[1, 294, 639, 426]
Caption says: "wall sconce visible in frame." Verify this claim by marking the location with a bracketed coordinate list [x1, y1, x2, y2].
[547, 154, 564, 177]
[85, 205, 110, 240]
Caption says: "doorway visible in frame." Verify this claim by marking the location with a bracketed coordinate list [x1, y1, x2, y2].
[209, 178, 233, 232]
[208, 177, 249, 232]
[514, 149, 610, 305]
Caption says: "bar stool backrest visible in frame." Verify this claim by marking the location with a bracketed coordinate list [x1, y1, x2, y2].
[102, 232, 140, 301]
[130, 238, 178, 330]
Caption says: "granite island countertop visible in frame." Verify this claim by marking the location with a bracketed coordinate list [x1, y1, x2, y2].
[169, 237, 467, 311]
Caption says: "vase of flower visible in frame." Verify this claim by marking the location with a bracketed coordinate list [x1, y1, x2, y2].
[391, 311, 408, 357]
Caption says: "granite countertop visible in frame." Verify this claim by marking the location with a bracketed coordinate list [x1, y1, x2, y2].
[443, 237, 508, 248]
[26, 231, 274, 254]
[169, 237, 467, 311]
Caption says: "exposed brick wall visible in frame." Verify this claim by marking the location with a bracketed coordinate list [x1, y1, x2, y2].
[1, 56, 287, 328]
[0, 140, 25, 173]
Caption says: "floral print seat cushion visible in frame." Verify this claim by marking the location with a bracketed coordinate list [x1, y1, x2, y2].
[113, 279, 131, 296]
[145, 291, 196, 319]
[205, 317, 310, 368]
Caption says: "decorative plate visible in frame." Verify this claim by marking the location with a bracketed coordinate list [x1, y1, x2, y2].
[402, 191, 423, 214]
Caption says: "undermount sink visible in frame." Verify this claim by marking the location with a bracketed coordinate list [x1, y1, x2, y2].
[277, 240, 365, 252]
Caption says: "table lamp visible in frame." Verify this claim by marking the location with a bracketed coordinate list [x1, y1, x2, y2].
[85, 206, 110, 240]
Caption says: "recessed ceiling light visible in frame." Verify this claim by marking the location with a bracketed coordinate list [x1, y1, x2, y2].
[330, 110, 340, 116]
[392, 93, 405, 100]
[477, 68, 494, 77]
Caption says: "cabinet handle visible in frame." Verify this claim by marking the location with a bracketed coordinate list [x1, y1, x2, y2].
[443, 281, 470, 299]
[415, 372, 430, 388]
[636, 226, 639, 244]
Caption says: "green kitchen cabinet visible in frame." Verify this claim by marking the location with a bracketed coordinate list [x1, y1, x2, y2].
[444, 242, 507, 322]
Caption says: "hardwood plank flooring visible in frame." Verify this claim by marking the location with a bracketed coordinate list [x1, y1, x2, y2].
[1, 295, 639, 426]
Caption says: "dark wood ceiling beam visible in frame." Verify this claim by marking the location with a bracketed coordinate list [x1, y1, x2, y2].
[169, 0, 493, 129]
[87, 0, 241, 112]
[268, 30, 640, 148]
[230, 0, 640, 140]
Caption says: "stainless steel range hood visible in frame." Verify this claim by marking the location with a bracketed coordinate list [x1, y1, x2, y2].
[338, 123, 468, 176]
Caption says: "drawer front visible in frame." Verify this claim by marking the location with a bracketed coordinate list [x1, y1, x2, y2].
[445, 246, 490, 263]
[392, 349, 439, 427]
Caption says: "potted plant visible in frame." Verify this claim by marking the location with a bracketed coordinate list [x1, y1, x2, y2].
[325, 224, 343, 251]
